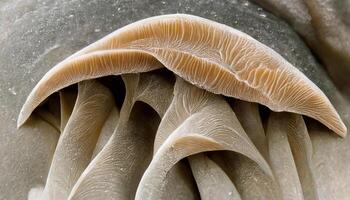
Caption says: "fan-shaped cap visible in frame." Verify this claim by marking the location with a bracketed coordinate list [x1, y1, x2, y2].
[18, 14, 347, 137]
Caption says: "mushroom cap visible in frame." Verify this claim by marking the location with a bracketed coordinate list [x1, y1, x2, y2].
[18, 14, 347, 137]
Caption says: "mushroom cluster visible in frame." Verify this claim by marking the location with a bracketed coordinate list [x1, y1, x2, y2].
[18, 14, 348, 200]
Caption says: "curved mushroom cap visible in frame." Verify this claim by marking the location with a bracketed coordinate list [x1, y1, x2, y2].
[17, 49, 163, 127]
[18, 14, 347, 137]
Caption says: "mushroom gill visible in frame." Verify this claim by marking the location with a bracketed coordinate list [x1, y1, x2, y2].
[17, 14, 346, 136]
[17, 14, 348, 200]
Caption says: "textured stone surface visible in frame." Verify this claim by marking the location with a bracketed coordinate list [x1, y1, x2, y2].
[0, 0, 349, 199]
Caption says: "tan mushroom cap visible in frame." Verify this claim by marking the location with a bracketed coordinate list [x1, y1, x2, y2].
[18, 14, 347, 137]
[17, 49, 163, 127]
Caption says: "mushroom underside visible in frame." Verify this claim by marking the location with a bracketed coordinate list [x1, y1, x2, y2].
[18, 14, 348, 200]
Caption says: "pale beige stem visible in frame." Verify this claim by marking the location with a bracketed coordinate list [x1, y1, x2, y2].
[188, 153, 241, 200]
[68, 72, 174, 199]
[136, 78, 271, 200]
[210, 151, 282, 200]
[285, 114, 319, 199]
[232, 100, 269, 159]
[42, 80, 114, 200]
[266, 112, 304, 200]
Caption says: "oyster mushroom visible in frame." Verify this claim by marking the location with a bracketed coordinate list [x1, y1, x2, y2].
[3, 0, 350, 199]
[10, 9, 350, 200]
[17, 14, 346, 137]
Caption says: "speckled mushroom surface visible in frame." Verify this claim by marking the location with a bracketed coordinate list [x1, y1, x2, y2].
[2, 0, 350, 200]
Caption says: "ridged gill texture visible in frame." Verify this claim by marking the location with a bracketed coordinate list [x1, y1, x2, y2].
[18, 14, 346, 137]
